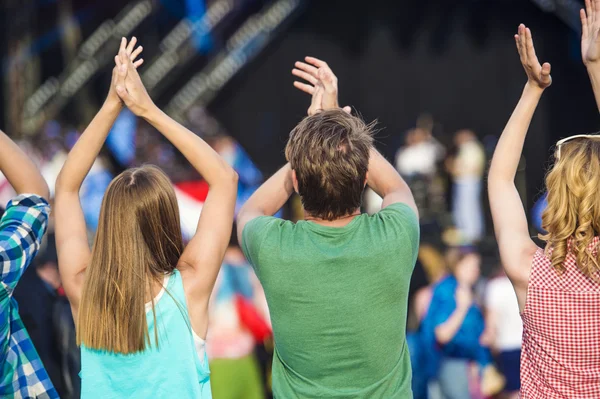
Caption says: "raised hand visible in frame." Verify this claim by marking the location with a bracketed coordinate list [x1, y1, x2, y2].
[114, 37, 154, 117]
[515, 24, 552, 90]
[106, 37, 143, 108]
[292, 57, 351, 114]
[581, 0, 600, 66]
[307, 84, 324, 116]
[455, 285, 473, 310]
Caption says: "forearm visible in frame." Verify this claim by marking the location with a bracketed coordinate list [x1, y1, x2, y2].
[435, 306, 469, 345]
[240, 163, 294, 217]
[0, 131, 48, 198]
[489, 83, 543, 184]
[587, 65, 600, 113]
[144, 106, 236, 185]
[367, 149, 408, 197]
[367, 148, 416, 212]
[56, 102, 121, 193]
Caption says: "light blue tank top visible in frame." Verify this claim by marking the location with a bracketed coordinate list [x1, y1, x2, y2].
[80, 270, 212, 398]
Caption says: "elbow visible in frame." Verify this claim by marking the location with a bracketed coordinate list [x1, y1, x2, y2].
[32, 178, 50, 201]
[227, 167, 239, 186]
[39, 182, 50, 201]
[434, 327, 451, 345]
[54, 171, 75, 195]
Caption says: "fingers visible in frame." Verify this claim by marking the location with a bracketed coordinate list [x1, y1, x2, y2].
[126, 37, 137, 55]
[582, 9, 589, 39]
[294, 61, 319, 78]
[133, 59, 144, 68]
[342, 106, 352, 114]
[119, 37, 127, 55]
[292, 68, 319, 85]
[293, 81, 315, 95]
[116, 84, 129, 102]
[130, 45, 143, 62]
[115, 55, 122, 69]
[305, 56, 327, 68]
[525, 27, 538, 61]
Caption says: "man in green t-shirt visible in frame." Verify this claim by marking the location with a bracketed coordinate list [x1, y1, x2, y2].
[237, 57, 419, 398]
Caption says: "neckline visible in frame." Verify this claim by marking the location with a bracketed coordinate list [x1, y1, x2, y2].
[300, 213, 363, 234]
[144, 275, 170, 313]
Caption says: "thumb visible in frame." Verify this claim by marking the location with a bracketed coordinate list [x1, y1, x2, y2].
[116, 85, 130, 103]
[342, 106, 352, 114]
[541, 62, 551, 76]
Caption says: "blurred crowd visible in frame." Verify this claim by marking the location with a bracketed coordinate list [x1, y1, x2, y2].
[3, 111, 525, 399]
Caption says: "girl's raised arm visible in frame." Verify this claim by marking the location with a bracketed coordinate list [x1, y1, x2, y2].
[115, 49, 238, 337]
[488, 25, 547, 310]
[55, 38, 143, 315]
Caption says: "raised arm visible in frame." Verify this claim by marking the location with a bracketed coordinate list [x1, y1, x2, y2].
[292, 56, 417, 215]
[367, 149, 418, 215]
[55, 38, 143, 312]
[488, 25, 546, 308]
[0, 131, 48, 198]
[114, 47, 238, 317]
[0, 132, 49, 292]
[581, 0, 600, 112]
[434, 286, 472, 345]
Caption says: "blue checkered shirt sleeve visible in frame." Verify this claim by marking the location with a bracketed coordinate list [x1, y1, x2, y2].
[0, 194, 50, 294]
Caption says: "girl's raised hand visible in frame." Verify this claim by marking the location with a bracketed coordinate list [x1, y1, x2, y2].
[515, 24, 552, 90]
[114, 37, 154, 117]
[106, 37, 143, 108]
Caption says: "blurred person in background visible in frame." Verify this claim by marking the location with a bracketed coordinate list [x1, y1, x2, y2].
[238, 58, 419, 398]
[421, 250, 505, 399]
[487, 14, 600, 397]
[395, 119, 447, 227]
[13, 231, 81, 399]
[54, 39, 237, 398]
[0, 128, 56, 398]
[447, 130, 486, 245]
[481, 267, 522, 399]
[207, 224, 271, 399]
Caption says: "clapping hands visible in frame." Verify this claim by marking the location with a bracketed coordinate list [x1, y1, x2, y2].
[292, 57, 351, 116]
[111, 37, 155, 117]
[106, 37, 144, 109]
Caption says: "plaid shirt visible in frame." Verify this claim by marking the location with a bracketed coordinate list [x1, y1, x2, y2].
[0, 194, 58, 399]
[521, 244, 600, 398]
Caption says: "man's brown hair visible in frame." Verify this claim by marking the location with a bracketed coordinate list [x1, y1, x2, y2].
[285, 109, 374, 220]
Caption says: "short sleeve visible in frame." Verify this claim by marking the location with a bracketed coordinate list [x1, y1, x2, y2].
[241, 216, 277, 273]
[378, 203, 420, 262]
[0, 194, 50, 294]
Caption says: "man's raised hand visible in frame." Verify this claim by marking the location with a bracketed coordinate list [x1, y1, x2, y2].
[292, 57, 351, 114]
[515, 25, 552, 90]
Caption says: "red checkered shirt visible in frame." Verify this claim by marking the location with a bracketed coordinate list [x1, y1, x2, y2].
[521, 245, 600, 398]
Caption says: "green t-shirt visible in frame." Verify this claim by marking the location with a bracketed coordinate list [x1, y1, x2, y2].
[242, 203, 419, 398]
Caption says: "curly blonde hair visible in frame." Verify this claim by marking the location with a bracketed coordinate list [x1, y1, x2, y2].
[540, 137, 600, 280]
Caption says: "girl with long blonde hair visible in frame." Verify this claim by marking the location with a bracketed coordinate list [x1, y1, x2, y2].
[54, 38, 237, 398]
[489, 3, 600, 396]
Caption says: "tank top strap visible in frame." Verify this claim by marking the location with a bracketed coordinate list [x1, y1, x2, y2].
[169, 269, 211, 382]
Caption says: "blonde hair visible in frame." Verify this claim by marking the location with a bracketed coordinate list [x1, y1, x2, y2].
[540, 138, 600, 280]
[77, 165, 184, 354]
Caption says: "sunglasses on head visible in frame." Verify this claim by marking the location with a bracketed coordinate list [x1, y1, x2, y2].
[555, 134, 600, 160]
